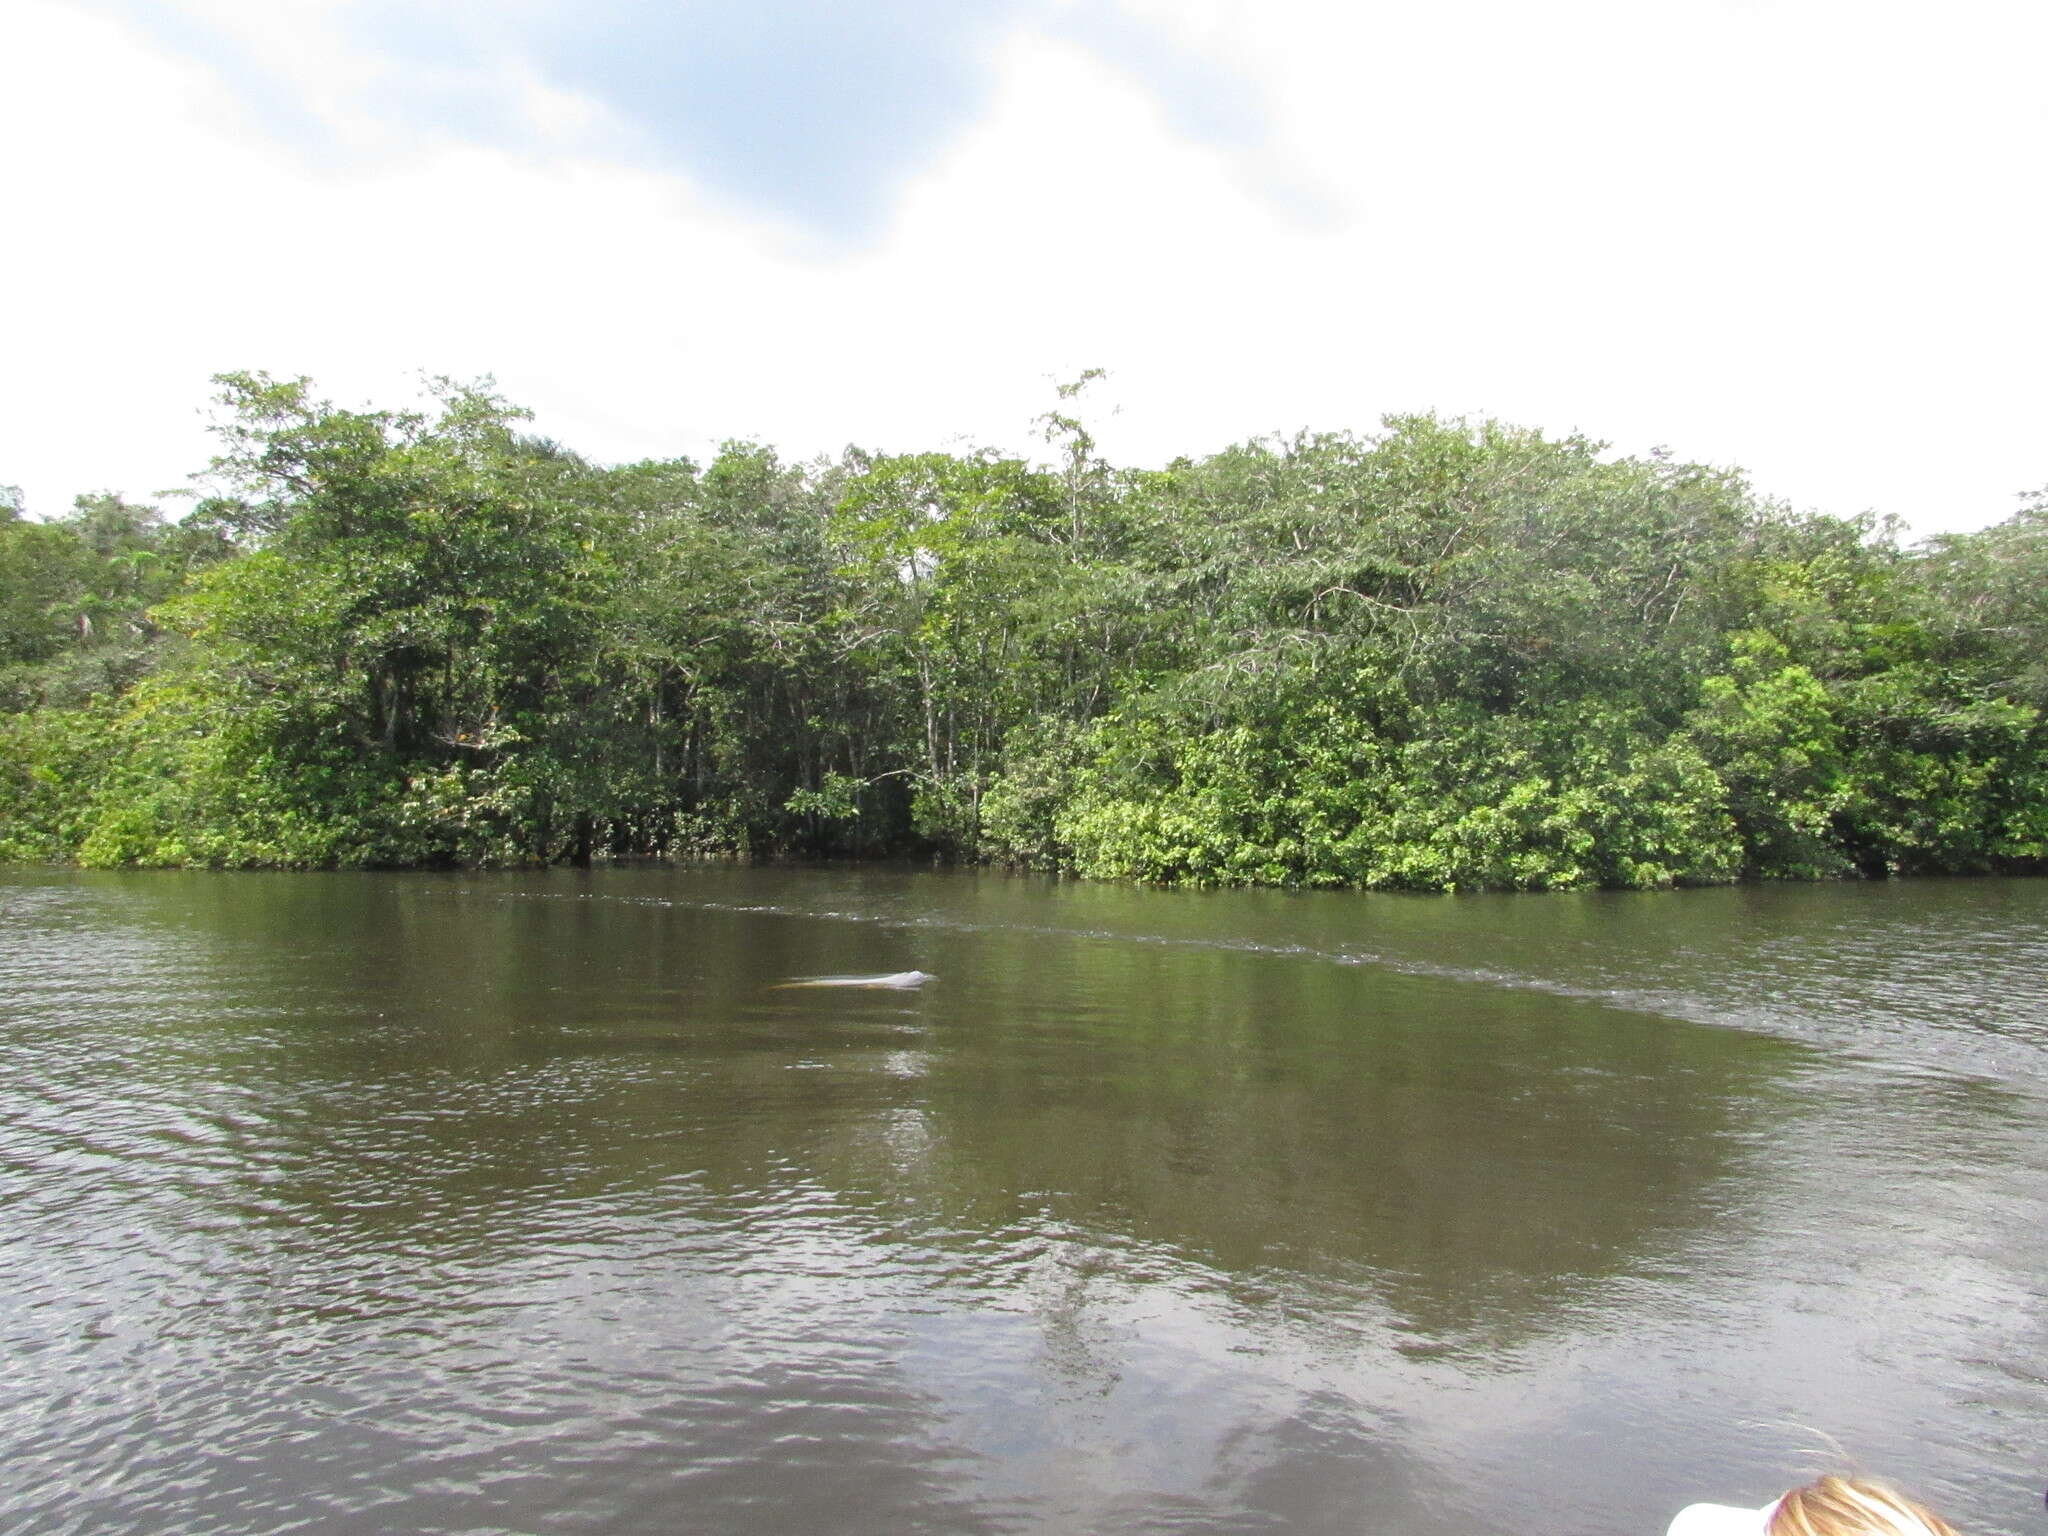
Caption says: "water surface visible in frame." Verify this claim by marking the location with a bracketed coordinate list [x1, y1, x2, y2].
[2, 867, 2043, 1534]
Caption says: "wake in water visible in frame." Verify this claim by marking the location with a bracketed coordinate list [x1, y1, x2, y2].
[441, 878, 2048, 1085]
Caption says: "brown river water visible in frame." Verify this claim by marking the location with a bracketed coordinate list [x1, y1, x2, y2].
[2, 867, 2044, 1535]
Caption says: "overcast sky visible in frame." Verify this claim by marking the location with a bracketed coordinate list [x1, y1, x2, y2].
[4, 0, 2043, 537]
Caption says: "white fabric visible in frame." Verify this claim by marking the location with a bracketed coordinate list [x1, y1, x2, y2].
[1666, 1499, 1777, 1536]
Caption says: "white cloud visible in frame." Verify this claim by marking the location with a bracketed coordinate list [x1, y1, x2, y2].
[1107, 0, 2048, 526]
[3, 0, 2042, 534]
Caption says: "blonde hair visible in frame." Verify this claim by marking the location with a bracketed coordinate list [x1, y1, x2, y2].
[1768, 1476, 1960, 1536]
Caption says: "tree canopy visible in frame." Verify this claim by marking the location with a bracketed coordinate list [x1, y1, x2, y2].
[2, 373, 2042, 888]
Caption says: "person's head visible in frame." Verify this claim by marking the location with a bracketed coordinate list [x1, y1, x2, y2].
[1767, 1476, 1958, 1536]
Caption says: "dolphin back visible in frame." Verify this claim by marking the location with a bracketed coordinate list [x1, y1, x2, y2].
[771, 970, 933, 990]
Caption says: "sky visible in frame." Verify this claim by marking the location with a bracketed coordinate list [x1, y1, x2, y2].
[3, 0, 2043, 538]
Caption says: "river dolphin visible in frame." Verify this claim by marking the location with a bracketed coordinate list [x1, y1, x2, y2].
[770, 971, 935, 990]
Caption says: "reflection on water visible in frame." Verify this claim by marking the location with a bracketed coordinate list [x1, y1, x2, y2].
[1, 868, 2044, 1535]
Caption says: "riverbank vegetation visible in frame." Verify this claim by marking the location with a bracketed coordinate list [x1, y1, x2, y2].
[3, 373, 2043, 888]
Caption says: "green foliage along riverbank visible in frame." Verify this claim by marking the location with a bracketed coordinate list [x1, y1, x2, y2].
[3, 373, 2045, 888]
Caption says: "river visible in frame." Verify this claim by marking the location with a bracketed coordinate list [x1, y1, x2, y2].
[2, 867, 2043, 1535]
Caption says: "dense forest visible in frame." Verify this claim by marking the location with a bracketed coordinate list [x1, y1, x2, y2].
[2, 373, 2043, 889]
